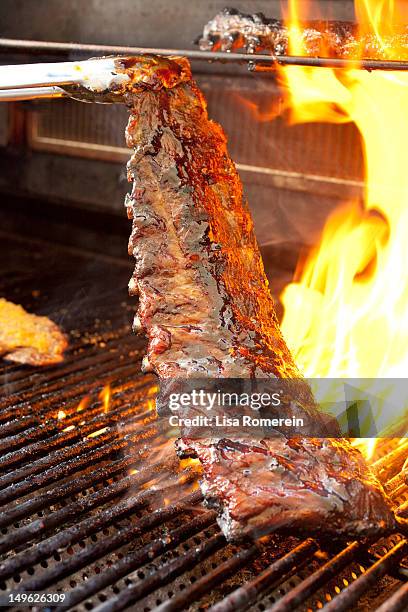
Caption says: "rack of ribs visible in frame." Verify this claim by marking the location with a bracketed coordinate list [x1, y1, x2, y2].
[122, 55, 399, 541]
[198, 7, 408, 59]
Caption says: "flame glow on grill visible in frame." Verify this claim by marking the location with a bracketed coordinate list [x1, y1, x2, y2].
[276, 0, 408, 454]
[351, 437, 378, 461]
[77, 395, 90, 412]
[98, 384, 111, 413]
[281, 0, 407, 378]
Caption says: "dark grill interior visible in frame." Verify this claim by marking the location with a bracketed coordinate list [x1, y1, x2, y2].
[0, 219, 407, 612]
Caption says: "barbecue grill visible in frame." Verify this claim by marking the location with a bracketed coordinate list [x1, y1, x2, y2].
[0, 1, 407, 610]
[0, 210, 406, 612]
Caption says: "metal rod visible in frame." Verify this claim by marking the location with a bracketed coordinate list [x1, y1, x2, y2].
[322, 540, 408, 612]
[0, 428, 156, 504]
[0, 463, 165, 557]
[93, 532, 227, 612]
[0, 486, 155, 584]
[156, 545, 261, 612]
[46, 497, 213, 609]
[0, 397, 149, 471]
[0, 333, 145, 414]
[0, 86, 64, 100]
[372, 440, 408, 482]
[0, 395, 145, 458]
[0, 371, 145, 437]
[0, 360, 149, 454]
[2, 38, 408, 71]
[265, 541, 363, 612]
[0, 468, 191, 585]
[0, 454, 137, 529]
[375, 582, 408, 612]
[208, 539, 318, 612]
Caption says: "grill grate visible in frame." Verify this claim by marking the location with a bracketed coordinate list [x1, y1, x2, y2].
[0, 227, 407, 612]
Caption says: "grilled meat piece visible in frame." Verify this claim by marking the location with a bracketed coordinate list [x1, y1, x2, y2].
[177, 437, 396, 540]
[199, 7, 408, 59]
[124, 57, 306, 381]
[0, 298, 67, 366]
[124, 55, 396, 540]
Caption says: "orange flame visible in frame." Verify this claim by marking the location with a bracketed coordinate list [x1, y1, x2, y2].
[178, 458, 201, 471]
[276, 0, 408, 450]
[351, 438, 378, 461]
[76, 395, 90, 412]
[355, 0, 400, 52]
[98, 384, 111, 413]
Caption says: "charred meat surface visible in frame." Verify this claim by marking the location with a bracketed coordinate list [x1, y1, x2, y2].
[124, 56, 303, 381]
[0, 298, 67, 366]
[199, 7, 408, 59]
[124, 55, 395, 540]
[176, 437, 396, 541]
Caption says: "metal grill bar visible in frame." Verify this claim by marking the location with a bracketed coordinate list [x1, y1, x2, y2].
[0, 454, 137, 529]
[0, 334, 141, 411]
[208, 539, 318, 612]
[1, 407, 108, 454]
[2, 38, 408, 72]
[0, 334, 130, 394]
[373, 442, 408, 482]
[0, 400, 148, 461]
[385, 471, 408, 498]
[322, 541, 408, 612]
[93, 533, 227, 612]
[375, 581, 408, 611]
[155, 545, 261, 612]
[0, 470, 194, 586]
[397, 501, 408, 517]
[1, 361, 146, 421]
[0, 463, 170, 557]
[266, 541, 363, 612]
[0, 377, 151, 439]
[0, 418, 156, 473]
[54, 503, 216, 609]
[0, 429, 155, 503]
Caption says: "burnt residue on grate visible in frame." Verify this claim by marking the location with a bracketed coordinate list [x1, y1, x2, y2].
[0, 230, 407, 612]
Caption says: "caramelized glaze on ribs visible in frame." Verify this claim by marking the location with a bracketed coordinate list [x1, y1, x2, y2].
[199, 7, 408, 59]
[124, 55, 396, 540]
[124, 56, 303, 380]
[176, 437, 396, 540]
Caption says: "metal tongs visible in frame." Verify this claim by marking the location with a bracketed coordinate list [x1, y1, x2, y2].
[0, 56, 133, 103]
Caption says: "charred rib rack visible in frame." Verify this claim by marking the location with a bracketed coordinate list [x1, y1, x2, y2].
[124, 55, 302, 381]
[123, 55, 399, 542]
[199, 7, 408, 59]
[176, 437, 399, 541]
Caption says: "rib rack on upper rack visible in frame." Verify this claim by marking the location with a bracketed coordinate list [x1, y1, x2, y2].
[198, 7, 408, 59]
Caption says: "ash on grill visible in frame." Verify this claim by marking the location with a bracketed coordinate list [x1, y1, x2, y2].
[0, 225, 407, 612]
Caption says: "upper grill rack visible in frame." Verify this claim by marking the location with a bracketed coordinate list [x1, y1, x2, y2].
[2, 37, 408, 70]
[2, 42, 408, 103]
[0, 226, 407, 612]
